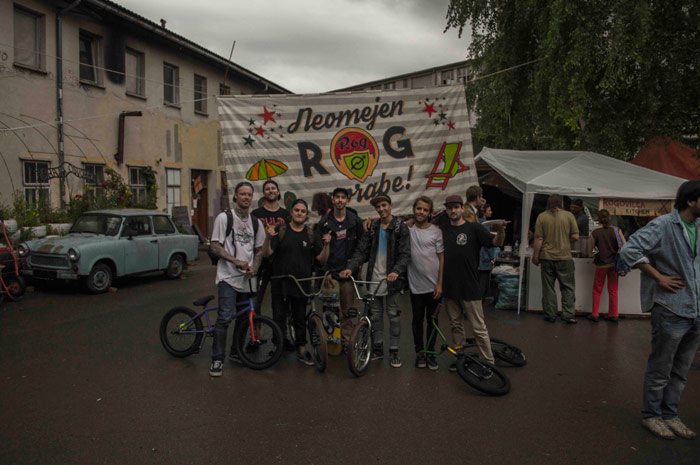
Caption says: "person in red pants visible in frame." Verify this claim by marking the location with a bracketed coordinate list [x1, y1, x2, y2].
[588, 209, 626, 322]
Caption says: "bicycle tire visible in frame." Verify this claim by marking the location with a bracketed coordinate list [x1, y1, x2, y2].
[456, 355, 511, 396]
[234, 315, 284, 370]
[347, 318, 372, 377]
[159, 307, 203, 358]
[490, 338, 527, 367]
[4, 276, 27, 302]
[308, 314, 328, 373]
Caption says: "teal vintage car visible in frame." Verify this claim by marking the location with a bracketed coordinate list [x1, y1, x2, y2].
[18, 209, 199, 293]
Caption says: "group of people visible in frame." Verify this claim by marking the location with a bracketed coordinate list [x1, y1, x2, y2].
[207, 180, 504, 376]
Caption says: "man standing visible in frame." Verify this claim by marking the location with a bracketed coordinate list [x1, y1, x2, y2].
[407, 196, 443, 370]
[440, 195, 505, 371]
[532, 194, 580, 324]
[465, 185, 485, 217]
[209, 181, 266, 377]
[619, 180, 700, 440]
[252, 180, 290, 321]
[341, 194, 411, 368]
[315, 187, 364, 344]
[570, 199, 590, 236]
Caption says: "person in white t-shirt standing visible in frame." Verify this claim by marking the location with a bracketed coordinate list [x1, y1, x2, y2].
[208, 181, 266, 377]
[407, 196, 444, 371]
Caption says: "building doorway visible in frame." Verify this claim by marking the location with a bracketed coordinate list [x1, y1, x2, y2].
[191, 169, 209, 238]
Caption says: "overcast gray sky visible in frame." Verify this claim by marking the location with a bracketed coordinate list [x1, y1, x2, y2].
[116, 0, 470, 94]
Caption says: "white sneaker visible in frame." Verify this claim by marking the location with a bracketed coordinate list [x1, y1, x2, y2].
[664, 418, 696, 439]
[209, 360, 223, 377]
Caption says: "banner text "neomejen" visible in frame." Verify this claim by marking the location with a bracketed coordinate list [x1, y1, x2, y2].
[287, 101, 404, 134]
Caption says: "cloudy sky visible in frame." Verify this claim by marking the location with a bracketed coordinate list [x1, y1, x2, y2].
[116, 0, 471, 94]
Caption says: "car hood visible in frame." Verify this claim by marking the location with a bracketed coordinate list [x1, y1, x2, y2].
[27, 234, 111, 254]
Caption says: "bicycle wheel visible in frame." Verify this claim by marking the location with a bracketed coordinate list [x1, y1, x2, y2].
[233, 314, 284, 370]
[456, 355, 511, 396]
[490, 338, 527, 367]
[308, 314, 328, 373]
[347, 318, 372, 377]
[159, 307, 203, 358]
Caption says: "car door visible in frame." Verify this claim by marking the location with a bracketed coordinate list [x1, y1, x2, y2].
[152, 215, 179, 268]
[122, 215, 159, 274]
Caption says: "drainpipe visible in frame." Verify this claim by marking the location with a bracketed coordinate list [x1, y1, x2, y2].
[115, 111, 142, 165]
[55, 0, 82, 209]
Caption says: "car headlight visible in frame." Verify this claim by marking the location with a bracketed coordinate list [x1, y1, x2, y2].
[17, 243, 29, 257]
[67, 248, 80, 262]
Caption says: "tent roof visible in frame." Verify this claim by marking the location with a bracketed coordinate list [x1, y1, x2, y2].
[476, 148, 685, 199]
[631, 136, 700, 180]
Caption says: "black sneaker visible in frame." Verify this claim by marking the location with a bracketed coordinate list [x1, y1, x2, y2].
[228, 352, 242, 364]
[448, 362, 457, 372]
[390, 351, 402, 368]
[587, 314, 599, 322]
[372, 343, 384, 360]
[427, 355, 439, 371]
[415, 353, 427, 368]
[543, 315, 557, 323]
[561, 317, 577, 324]
[297, 351, 315, 366]
[209, 360, 223, 377]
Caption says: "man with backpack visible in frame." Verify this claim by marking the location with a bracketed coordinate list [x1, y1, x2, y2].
[340, 194, 411, 368]
[208, 181, 265, 377]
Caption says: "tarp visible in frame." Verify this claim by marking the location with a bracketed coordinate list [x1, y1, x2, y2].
[631, 136, 700, 180]
[475, 147, 687, 312]
[217, 85, 477, 216]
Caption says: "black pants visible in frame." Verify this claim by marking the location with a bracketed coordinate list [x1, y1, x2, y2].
[254, 265, 273, 315]
[271, 293, 307, 346]
[478, 270, 492, 299]
[410, 292, 439, 353]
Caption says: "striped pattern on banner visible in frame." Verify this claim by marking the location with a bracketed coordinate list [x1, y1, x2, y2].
[217, 85, 477, 217]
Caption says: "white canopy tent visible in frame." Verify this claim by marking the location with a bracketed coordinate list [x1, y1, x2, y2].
[474, 148, 686, 313]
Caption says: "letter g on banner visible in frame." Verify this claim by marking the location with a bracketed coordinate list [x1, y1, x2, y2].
[330, 127, 379, 182]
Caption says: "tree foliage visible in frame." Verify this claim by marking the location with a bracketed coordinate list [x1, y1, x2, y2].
[445, 0, 699, 159]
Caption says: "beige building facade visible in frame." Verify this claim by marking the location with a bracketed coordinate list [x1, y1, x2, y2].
[0, 0, 288, 237]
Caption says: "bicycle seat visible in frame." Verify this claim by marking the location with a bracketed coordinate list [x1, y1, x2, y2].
[193, 295, 215, 307]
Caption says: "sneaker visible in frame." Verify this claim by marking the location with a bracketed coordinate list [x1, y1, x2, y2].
[543, 315, 557, 323]
[587, 314, 599, 322]
[641, 417, 675, 440]
[209, 360, 223, 377]
[561, 317, 577, 324]
[448, 362, 457, 372]
[228, 352, 242, 364]
[296, 351, 315, 366]
[415, 353, 427, 369]
[664, 418, 696, 439]
[390, 351, 402, 368]
[372, 343, 384, 360]
[427, 355, 439, 371]
[604, 315, 619, 323]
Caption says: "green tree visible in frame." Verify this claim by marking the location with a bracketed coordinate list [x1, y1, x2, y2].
[445, 0, 699, 159]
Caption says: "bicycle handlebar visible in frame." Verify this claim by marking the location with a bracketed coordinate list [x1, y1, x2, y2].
[347, 276, 388, 300]
[270, 275, 326, 298]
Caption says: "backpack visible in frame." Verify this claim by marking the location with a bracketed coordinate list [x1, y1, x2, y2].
[207, 210, 259, 265]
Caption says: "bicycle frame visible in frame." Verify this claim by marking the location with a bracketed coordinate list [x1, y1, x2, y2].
[176, 298, 260, 347]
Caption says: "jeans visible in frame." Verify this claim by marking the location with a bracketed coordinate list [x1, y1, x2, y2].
[211, 281, 253, 362]
[642, 305, 700, 419]
[591, 266, 619, 318]
[271, 293, 307, 346]
[410, 292, 439, 353]
[370, 291, 401, 351]
[540, 259, 576, 319]
[444, 299, 495, 364]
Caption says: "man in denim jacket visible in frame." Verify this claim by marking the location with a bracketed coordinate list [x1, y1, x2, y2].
[619, 180, 700, 440]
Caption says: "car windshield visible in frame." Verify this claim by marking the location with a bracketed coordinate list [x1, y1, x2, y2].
[70, 214, 123, 236]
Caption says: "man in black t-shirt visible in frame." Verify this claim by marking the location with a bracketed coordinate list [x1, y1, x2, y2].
[440, 195, 505, 371]
[252, 180, 290, 319]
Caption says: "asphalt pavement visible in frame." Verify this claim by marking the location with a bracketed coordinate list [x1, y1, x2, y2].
[1, 253, 698, 465]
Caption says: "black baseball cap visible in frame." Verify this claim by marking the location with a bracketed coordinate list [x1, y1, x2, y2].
[370, 194, 392, 207]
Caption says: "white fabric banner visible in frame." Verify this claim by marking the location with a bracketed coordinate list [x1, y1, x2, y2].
[217, 85, 477, 216]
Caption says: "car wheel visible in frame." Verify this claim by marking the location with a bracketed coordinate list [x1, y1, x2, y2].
[165, 254, 184, 279]
[85, 263, 112, 293]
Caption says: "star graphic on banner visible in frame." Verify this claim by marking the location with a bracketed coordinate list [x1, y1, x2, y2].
[255, 126, 266, 136]
[447, 120, 456, 130]
[248, 118, 256, 126]
[423, 102, 436, 118]
[260, 106, 276, 125]
[438, 111, 447, 121]
[243, 135, 255, 146]
[433, 118, 441, 126]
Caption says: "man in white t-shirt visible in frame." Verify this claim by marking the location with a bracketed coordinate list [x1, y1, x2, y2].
[407, 196, 444, 371]
[209, 181, 266, 377]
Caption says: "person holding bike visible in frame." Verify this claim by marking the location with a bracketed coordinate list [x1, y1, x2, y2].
[315, 187, 364, 346]
[208, 181, 266, 377]
[340, 194, 411, 368]
[440, 195, 505, 372]
[262, 199, 331, 366]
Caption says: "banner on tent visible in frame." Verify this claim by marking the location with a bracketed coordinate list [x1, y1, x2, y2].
[217, 85, 476, 216]
[599, 198, 673, 216]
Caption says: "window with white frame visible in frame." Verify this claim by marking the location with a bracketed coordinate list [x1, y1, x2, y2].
[163, 62, 179, 106]
[166, 168, 181, 214]
[14, 6, 44, 70]
[194, 74, 207, 114]
[23, 160, 49, 206]
[79, 31, 101, 84]
[83, 163, 105, 199]
[125, 48, 145, 97]
[129, 166, 148, 204]
[219, 83, 231, 96]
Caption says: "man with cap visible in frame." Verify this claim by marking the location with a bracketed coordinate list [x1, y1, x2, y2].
[440, 194, 506, 372]
[340, 194, 411, 368]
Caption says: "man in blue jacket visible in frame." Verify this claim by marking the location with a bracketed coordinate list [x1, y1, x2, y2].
[619, 179, 700, 440]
